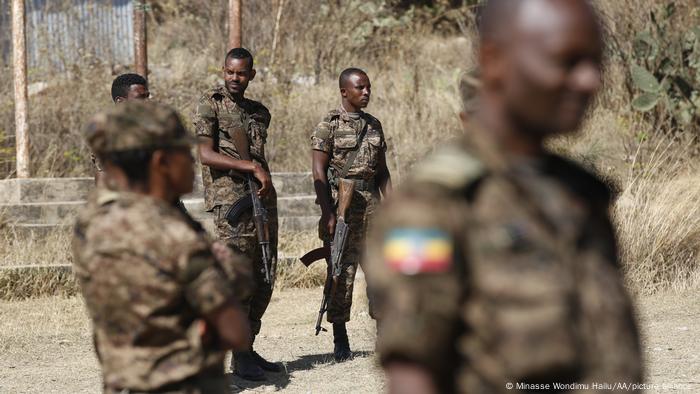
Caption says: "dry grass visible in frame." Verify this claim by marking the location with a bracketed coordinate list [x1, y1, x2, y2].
[277, 231, 327, 289]
[0, 228, 72, 267]
[614, 139, 700, 295]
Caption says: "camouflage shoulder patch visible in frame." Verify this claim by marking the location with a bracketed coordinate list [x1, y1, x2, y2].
[312, 120, 332, 140]
[383, 228, 453, 275]
[196, 100, 216, 120]
[410, 144, 485, 190]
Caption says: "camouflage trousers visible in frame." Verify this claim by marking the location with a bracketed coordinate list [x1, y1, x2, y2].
[213, 190, 278, 336]
[320, 191, 379, 323]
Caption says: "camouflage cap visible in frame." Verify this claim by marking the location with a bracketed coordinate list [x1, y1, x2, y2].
[85, 101, 196, 154]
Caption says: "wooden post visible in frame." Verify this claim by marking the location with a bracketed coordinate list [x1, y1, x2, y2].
[228, 0, 242, 50]
[270, 0, 285, 66]
[12, 0, 29, 178]
[134, 1, 148, 79]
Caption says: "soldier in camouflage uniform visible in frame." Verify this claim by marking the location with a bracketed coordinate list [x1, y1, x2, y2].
[365, 1, 643, 392]
[311, 68, 393, 361]
[73, 101, 252, 393]
[193, 47, 280, 380]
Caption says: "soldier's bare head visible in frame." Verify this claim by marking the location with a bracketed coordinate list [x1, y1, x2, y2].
[111, 73, 149, 103]
[339, 68, 371, 112]
[477, 0, 603, 140]
[223, 48, 256, 99]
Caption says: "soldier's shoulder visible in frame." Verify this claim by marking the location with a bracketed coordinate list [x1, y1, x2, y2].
[547, 153, 612, 206]
[244, 98, 269, 113]
[195, 87, 227, 119]
[100, 194, 203, 249]
[362, 112, 382, 128]
[322, 109, 342, 123]
[407, 142, 486, 193]
[243, 99, 271, 123]
[200, 86, 228, 102]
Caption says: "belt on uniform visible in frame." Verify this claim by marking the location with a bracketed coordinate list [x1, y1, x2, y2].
[346, 178, 376, 192]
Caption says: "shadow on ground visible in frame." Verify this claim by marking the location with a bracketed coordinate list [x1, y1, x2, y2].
[227, 351, 374, 392]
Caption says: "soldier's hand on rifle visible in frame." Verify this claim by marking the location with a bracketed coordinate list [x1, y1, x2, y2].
[252, 163, 272, 197]
[321, 211, 337, 238]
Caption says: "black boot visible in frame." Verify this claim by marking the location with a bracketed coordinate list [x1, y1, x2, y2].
[333, 322, 352, 362]
[251, 350, 282, 372]
[248, 335, 281, 372]
[232, 351, 266, 381]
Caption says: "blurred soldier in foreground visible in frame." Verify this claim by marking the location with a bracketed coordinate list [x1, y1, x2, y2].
[194, 47, 280, 380]
[310, 68, 392, 361]
[92, 73, 150, 184]
[366, 0, 643, 392]
[73, 101, 252, 393]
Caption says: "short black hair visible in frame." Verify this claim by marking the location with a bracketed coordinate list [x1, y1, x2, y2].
[339, 68, 367, 89]
[225, 47, 254, 69]
[100, 148, 154, 185]
[111, 73, 147, 102]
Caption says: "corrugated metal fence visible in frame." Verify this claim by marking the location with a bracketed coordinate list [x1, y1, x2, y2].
[0, 0, 133, 70]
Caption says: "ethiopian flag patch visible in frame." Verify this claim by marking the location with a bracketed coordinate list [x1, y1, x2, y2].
[383, 228, 453, 275]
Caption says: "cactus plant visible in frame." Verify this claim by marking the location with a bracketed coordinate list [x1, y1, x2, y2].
[628, 4, 700, 126]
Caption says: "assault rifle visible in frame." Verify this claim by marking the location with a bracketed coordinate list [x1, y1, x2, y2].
[300, 178, 355, 335]
[228, 127, 275, 285]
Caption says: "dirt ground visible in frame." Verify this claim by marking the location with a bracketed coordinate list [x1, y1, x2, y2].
[0, 280, 697, 393]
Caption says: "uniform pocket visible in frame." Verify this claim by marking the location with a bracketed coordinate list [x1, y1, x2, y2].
[365, 135, 383, 169]
[334, 132, 358, 150]
[467, 221, 583, 381]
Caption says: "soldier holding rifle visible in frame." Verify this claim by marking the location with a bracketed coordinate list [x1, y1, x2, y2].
[309, 68, 392, 362]
[194, 47, 280, 381]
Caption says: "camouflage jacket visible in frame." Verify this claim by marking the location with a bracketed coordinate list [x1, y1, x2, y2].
[365, 132, 643, 393]
[311, 108, 387, 187]
[194, 86, 273, 211]
[72, 190, 248, 391]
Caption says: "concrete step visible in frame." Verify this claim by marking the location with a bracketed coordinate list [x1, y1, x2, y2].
[0, 201, 84, 224]
[0, 196, 318, 226]
[0, 178, 94, 204]
[7, 215, 318, 238]
[0, 173, 313, 204]
[0, 256, 310, 300]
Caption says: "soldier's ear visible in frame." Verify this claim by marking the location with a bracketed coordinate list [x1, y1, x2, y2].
[250, 68, 257, 81]
[151, 150, 166, 169]
[340, 87, 347, 98]
[115, 96, 125, 103]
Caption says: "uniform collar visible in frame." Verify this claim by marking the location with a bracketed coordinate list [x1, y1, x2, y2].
[462, 123, 549, 175]
[338, 107, 363, 122]
[218, 85, 247, 108]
